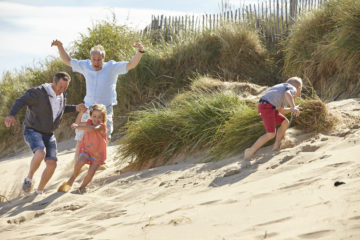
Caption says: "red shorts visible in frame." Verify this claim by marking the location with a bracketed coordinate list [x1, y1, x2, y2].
[258, 104, 286, 133]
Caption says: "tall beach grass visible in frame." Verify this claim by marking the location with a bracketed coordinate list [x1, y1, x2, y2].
[119, 76, 336, 169]
[283, 0, 360, 100]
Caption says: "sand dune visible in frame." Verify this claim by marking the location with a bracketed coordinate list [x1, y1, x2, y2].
[0, 99, 360, 240]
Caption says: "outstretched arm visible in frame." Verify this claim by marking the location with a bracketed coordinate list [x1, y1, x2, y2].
[73, 124, 105, 133]
[126, 43, 145, 71]
[51, 40, 71, 67]
[4, 89, 39, 127]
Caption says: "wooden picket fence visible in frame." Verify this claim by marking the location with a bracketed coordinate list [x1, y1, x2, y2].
[143, 0, 328, 44]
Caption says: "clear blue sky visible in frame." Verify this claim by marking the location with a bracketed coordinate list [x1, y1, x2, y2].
[0, 0, 257, 78]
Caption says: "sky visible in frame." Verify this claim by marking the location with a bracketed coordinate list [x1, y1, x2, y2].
[0, 0, 257, 78]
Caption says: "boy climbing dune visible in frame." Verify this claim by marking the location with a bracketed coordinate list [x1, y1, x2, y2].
[244, 77, 302, 161]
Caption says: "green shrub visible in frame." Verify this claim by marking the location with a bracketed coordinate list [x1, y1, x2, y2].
[210, 102, 265, 158]
[120, 92, 242, 168]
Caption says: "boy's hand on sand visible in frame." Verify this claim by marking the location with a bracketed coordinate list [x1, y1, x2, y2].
[51, 40, 63, 47]
[71, 123, 78, 129]
[4, 116, 15, 128]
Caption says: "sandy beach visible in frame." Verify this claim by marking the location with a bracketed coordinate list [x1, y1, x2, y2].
[0, 99, 359, 240]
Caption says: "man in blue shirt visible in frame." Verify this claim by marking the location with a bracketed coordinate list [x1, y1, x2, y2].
[52, 40, 144, 162]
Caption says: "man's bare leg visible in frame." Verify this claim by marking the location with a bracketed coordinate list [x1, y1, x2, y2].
[27, 149, 46, 179]
[37, 159, 57, 192]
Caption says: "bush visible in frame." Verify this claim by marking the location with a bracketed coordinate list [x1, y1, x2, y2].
[291, 98, 337, 132]
[119, 92, 243, 168]
[210, 102, 265, 158]
[283, 0, 360, 100]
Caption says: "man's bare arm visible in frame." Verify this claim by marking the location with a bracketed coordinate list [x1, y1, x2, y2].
[51, 40, 71, 67]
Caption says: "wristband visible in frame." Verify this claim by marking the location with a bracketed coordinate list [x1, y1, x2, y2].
[139, 50, 145, 54]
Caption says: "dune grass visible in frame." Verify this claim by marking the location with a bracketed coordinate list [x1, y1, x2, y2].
[120, 92, 243, 168]
[283, 0, 360, 100]
[291, 98, 337, 133]
[210, 103, 265, 158]
[119, 78, 336, 169]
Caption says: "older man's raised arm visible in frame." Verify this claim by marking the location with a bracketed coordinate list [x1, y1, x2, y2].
[51, 40, 71, 67]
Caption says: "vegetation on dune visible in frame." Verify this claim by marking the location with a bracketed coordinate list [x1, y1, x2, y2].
[120, 75, 336, 169]
[292, 98, 337, 133]
[284, 0, 360, 100]
[120, 92, 242, 168]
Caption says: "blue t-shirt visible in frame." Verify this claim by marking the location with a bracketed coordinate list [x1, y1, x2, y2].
[71, 59, 128, 106]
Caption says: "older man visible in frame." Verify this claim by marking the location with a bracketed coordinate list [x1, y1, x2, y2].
[5, 72, 86, 194]
[51, 40, 145, 162]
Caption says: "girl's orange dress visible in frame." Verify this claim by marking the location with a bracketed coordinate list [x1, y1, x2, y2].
[79, 119, 107, 165]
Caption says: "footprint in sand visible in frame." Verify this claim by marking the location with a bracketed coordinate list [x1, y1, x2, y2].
[223, 169, 240, 177]
[326, 162, 352, 168]
[349, 215, 360, 220]
[256, 232, 279, 239]
[279, 178, 320, 191]
[87, 209, 127, 220]
[198, 199, 221, 206]
[268, 155, 294, 169]
[255, 216, 292, 227]
[53, 204, 85, 212]
[7, 216, 26, 224]
[301, 145, 321, 152]
[298, 229, 334, 239]
[7, 210, 46, 224]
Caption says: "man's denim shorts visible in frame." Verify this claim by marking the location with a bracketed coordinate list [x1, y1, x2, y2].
[23, 128, 58, 161]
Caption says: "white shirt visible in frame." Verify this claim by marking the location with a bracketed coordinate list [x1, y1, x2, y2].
[70, 59, 128, 107]
[45, 83, 63, 122]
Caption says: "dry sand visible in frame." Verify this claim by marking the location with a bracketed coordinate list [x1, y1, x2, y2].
[0, 99, 360, 240]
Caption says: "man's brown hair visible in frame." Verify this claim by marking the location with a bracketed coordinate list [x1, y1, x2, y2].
[53, 72, 71, 83]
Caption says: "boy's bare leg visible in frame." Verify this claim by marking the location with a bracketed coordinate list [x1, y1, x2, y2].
[37, 159, 57, 192]
[27, 149, 46, 179]
[79, 164, 99, 189]
[272, 120, 289, 151]
[244, 132, 276, 160]
[67, 156, 86, 186]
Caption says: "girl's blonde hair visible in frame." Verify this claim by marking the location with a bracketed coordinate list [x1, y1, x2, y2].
[89, 104, 107, 122]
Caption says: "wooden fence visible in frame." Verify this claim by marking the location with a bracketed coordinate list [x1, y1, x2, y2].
[144, 0, 328, 43]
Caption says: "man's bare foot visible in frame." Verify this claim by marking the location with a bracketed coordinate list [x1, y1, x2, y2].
[244, 148, 253, 161]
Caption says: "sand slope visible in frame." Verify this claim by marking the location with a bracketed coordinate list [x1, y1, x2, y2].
[0, 99, 360, 240]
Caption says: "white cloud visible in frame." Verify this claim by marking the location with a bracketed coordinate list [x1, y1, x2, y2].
[0, 2, 193, 75]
